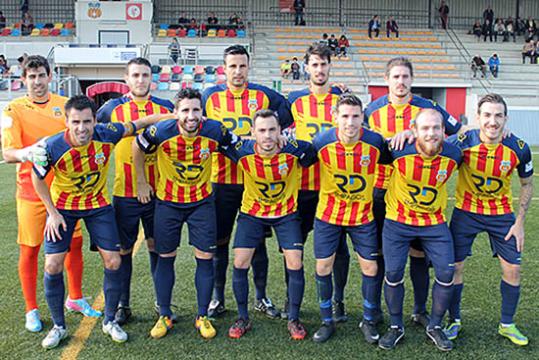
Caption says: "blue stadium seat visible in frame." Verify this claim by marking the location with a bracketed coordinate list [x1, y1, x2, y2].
[157, 82, 169, 91]
[11, 29, 21, 36]
[152, 73, 159, 82]
[192, 82, 203, 91]
[35, 23, 45, 30]
[171, 73, 182, 82]
[237, 30, 246, 38]
[205, 74, 216, 83]
[159, 23, 169, 30]
[194, 74, 204, 83]
[187, 29, 196, 37]
[183, 65, 194, 75]
[60, 29, 71, 36]
[151, 65, 161, 74]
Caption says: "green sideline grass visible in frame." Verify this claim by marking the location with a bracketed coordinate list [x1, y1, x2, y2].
[0, 152, 538, 360]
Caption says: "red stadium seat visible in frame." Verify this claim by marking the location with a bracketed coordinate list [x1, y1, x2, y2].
[227, 29, 236, 37]
[194, 65, 205, 75]
[50, 28, 60, 36]
[40, 28, 50, 36]
[65, 22, 74, 29]
[178, 28, 187, 37]
[172, 65, 182, 74]
[1, 28, 11, 36]
[216, 65, 225, 75]
[159, 73, 170, 82]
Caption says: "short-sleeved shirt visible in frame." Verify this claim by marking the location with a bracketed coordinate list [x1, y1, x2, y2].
[97, 95, 174, 198]
[289, 86, 342, 190]
[2, 93, 67, 201]
[33, 123, 127, 210]
[223, 139, 316, 218]
[136, 119, 237, 204]
[448, 129, 533, 215]
[312, 127, 391, 226]
[385, 141, 462, 226]
[202, 82, 293, 184]
[364, 95, 462, 189]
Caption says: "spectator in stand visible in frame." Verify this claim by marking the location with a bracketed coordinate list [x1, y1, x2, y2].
[337, 34, 350, 57]
[21, 11, 33, 35]
[482, 19, 493, 42]
[207, 12, 219, 30]
[168, 37, 181, 64]
[8, 56, 25, 79]
[0, 55, 8, 73]
[319, 33, 329, 45]
[472, 20, 482, 41]
[368, 15, 381, 38]
[386, 16, 399, 38]
[494, 18, 506, 42]
[328, 34, 338, 55]
[521, 40, 536, 64]
[483, 5, 494, 25]
[471, 55, 487, 78]
[280, 59, 291, 79]
[188, 18, 199, 33]
[515, 17, 526, 36]
[229, 12, 240, 27]
[525, 17, 536, 41]
[178, 12, 189, 27]
[293, 0, 306, 26]
[291, 57, 301, 81]
[488, 53, 500, 78]
[0, 11, 6, 28]
[536, 41, 539, 63]
[505, 17, 516, 42]
[439, 1, 449, 29]
[301, 57, 309, 81]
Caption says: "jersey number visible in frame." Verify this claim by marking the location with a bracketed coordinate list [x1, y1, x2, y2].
[175, 162, 203, 181]
[74, 172, 100, 191]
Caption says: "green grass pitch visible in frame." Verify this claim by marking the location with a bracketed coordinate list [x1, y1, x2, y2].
[0, 151, 538, 360]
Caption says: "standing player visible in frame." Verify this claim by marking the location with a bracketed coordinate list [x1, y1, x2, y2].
[445, 94, 533, 346]
[310, 94, 391, 343]
[202, 45, 293, 318]
[133, 89, 239, 340]
[364, 57, 462, 327]
[224, 109, 316, 340]
[379, 109, 462, 351]
[96, 57, 174, 325]
[1, 55, 100, 333]
[31, 95, 167, 349]
[287, 44, 350, 321]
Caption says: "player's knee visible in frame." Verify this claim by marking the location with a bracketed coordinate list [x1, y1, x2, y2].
[409, 248, 425, 258]
[316, 257, 334, 276]
[44, 260, 63, 275]
[385, 270, 405, 287]
[434, 268, 454, 286]
[103, 253, 121, 270]
[194, 249, 213, 260]
[361, 260, 378, 277]
[502, 263, 520, 284]
[146, 238, 155, 252]
[284, 254, 303, 270]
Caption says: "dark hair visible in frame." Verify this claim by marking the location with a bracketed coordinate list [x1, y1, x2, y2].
[65, 95, 98, 117]
[173, 88, 202, 108]
[126, 57, 152, 73]
[336, 93, 363, 111]
[22, 55, 50, 77]
[477, 93, 507, 116]
[223, 44, 250, 63]
[252, 109, 278, 126]
[385, 56, 414, 77]
[305, 43, 332, 64]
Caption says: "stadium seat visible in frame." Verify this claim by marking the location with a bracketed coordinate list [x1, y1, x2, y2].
[216, 74, 226, 84]
[182, 73, 193, 82]
[30, 28, 40, 36]
[35, 23, 45, 30]
[216, 66, 225, 75]
[203, 82, 214, 90]
[237, 30, 246, 38]
[172, 65, 182, 74]
[159, 23, 169, 30]
[183, 65, 194, 75]
[192, 82, 203, 91]
[169, 82, 180, 91]
[11, 29, 21, 36]
[161, 65, 172, 74]
[44, 23, 54, 29]
[205, 74, 216, 83]
[150, 82, 158, 91]
[181, 81, 192, 89]
[167, 29, 176, 37]
[187, 29, 197, 37]
[207, 29, 216, 37]
[194, 65, 205, 75]
[171, 73, 182, 82]
[60, 29, 71, 36]
[159, 73, 170, 82]
[194, 74, 204, 82]
[152, 73, 159, 82]
[50, 28, 60, 36]
[1, 28, 11, 36]
[13, 22, 21, 29]
[227, 29, 236, 37]
[157, 29, 167, 37]
[151, 65, 161, 74]
[205, 66, 216, 74]
[54, 23, 63, 29]
[40, 29, 50, 36]
[65, 22, 75, 29]
[217, 29, 226, 37]
[157, 82, 169, 91]
[178, 28, 187, 37]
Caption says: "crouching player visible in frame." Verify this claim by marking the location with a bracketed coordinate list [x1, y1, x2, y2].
[445, 94, 533, 346]
[31, 95, 170, 349]
[311, 94, 391, 344]
[224, 109, 316, 340]
[379, 109, 462, 351]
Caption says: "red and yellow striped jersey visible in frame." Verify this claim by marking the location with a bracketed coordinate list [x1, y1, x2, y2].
[136, 119, 237, 205]
[385, 141, 462, 226]
[222, 139, 316, 218]
[33, 123, 126, 210]
[1, 93, 67, 201]
[364, 95, 461, 190]
[202, 83, 293, 184]
[289, 86, 342, 190]
[448, 130, 533, 215]
[97, 95, 174, 198]
[312, 127, 391, 226]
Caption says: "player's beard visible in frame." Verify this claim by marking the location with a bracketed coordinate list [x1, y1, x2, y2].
[181, 118, 200, 135]
[393, 85, 410, 99]
[131, 85, 150, 98]
[311, 72, 328, 87]
[416, 138, 442, 157]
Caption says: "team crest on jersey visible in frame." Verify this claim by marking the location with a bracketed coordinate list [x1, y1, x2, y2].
[517, 139, 525, 150]
[500, 160, 511, 172]
[200, 148, 210, 160]
[278, 163, 289, 176]
[94, 152, 106, 165]
[457, 133, 467, 142]
[248, 99, 258, 111]
[360, 155, 371, 166]
[436, 169, 448, 182]
[52, 107, 63, 117]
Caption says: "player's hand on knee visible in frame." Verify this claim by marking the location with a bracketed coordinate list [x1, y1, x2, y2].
[137, 181, 153, 204]
[45, 211, 67, 242]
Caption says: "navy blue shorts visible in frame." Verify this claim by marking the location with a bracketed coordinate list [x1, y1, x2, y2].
[113, 196, 155, 250]
[297, 190, 319, 243]
[450, 207, 521, 264]
[314, 218, 379, 260]
[45, 206, 120, 254]
[153, 198, 217, 254]
[234, 212, 303, 251]
[213, 183, 243, 242]
[374, 187, 423, 252]
[382, 219, 454, 276]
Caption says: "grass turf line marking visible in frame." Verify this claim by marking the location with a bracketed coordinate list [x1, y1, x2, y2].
[59, 233, 145, 360]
